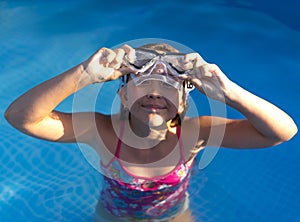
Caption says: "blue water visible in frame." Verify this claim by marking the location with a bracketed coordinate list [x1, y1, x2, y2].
[1, 0, 300, 221]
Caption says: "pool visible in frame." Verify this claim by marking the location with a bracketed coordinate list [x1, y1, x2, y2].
[1, 0, 299, 221]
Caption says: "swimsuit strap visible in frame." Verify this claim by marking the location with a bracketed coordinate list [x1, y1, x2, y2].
[176, 126, 186, 163]
[115, 121, 125, 158]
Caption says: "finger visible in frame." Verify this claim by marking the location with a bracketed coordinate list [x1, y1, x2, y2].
[184, 53, 207, 68]
[92, 47, 105, 60]
[178, 73, 191, 81]
[207, 64, 229, 86]
[200, 64, 213, 77]
[86, 47, 106, 66]
[183, 53, 197, 69]
[119, 66, 136, 75]
[195, 54, 207, 67]
[99, 48, 116, 66]
[121, 44, 136, 63]
[111, 48, 125, 69]
[178, 73, 189, 79]
[208, 64, 220, 75]
[190, 78, 205, 94]
[184, 53, 198, 63]
[110, 70, 123, 80]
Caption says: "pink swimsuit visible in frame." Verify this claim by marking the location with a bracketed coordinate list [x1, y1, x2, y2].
[99, 124, 193, 220]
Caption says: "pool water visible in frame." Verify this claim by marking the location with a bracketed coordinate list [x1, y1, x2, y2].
[1, 0, 300, 221]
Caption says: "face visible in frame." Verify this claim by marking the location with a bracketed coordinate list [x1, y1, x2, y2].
[119, 65, 185, 125]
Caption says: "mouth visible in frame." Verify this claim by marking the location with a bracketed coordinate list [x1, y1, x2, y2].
[141, 104, 167, 112]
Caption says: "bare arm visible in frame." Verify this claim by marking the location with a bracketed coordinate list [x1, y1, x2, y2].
[199, 87, 297, 148]
[223, 82, 297, 147]
[5, 45, 135, 143]
[182, 57, 297, 148]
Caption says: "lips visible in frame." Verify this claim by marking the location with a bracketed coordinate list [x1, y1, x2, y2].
[141, 104, 166, 112]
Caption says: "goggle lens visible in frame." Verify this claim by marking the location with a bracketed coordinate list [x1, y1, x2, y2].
[122, 48, 196, 92]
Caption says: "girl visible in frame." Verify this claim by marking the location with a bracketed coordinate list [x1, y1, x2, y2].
[5, 42, 297, 222]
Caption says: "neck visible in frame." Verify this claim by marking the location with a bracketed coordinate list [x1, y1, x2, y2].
[118, 114, 178, 149]
[129, 114, 169, 141]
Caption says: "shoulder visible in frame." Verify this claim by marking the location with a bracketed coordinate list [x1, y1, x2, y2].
[180, 116, 209, 161]
[180, 115, 231, 160]
[181, 116, 213, 140]
[91, 113, 120, 155]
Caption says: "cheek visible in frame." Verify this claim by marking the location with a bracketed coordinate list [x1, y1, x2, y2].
[174, 92, 186, 113]
[126, 89, 143, 107]
[167, 90, 184, 107]
[164, 92, 185, 116]
[166, 94, 179, 108]
[169, 97, 184, 114]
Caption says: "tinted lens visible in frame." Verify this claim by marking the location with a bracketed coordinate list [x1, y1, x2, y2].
[163, 54, 191, 73]
[125, 49, 193, 75]
[133, 49, 158, 68]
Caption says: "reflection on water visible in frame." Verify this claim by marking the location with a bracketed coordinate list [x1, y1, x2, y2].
[1, 0, 300, 221]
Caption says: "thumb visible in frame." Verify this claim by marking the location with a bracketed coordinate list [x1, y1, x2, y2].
[110, 70, 123, 80]
[190, 78, 204, 92]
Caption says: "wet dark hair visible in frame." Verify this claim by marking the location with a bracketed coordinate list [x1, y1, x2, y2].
[119, 43, 188, 127]
[137, 43, 180, 53]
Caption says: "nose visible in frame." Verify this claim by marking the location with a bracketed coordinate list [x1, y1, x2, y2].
[147, 62, 167, 74]
[152, 63, 165, 74]
[146, 93, 162, 100]
[146, 81, 164, 99]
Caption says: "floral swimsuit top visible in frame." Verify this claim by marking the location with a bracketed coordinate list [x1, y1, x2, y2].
[99, 123, 194, 220]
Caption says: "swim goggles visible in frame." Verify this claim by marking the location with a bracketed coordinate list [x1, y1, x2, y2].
[122, 48, 195, 92]
[123, 48, 194, 75]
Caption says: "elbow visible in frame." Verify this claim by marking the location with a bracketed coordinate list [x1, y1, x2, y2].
[4, 106, 26, 129]
[4, 106, 17, 127]
[4, 106, 13, 125]
[264, 122, 298, 147]
[275, 122, 298, 144]
[5, 108, 32, 136]
[284, 122, 298, 141]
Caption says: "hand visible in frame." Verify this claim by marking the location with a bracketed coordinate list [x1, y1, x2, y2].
[181, 53, 235, 102]
[82, 44, 136, 83]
